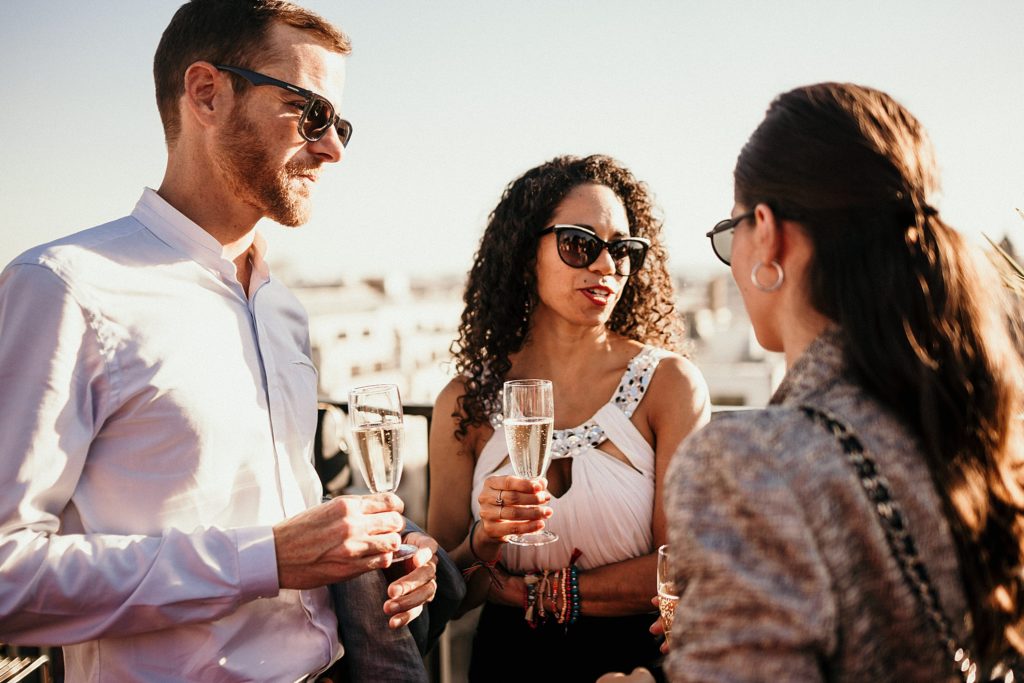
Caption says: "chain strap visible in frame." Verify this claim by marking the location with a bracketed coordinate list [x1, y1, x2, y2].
[799, 405, 985, 682]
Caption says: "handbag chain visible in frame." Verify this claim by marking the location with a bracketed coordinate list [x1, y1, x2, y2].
[799, 405, 992, 682]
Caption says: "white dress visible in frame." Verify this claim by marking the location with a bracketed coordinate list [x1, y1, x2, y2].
[470, 345, 671, 572]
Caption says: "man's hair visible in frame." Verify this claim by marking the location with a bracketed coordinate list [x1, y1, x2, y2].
[153, 0, 351, 145]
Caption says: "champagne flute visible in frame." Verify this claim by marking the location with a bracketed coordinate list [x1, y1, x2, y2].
[502, 379, 557, 546]
[348, 383, 415, 561]
[657, 544, 679, 646]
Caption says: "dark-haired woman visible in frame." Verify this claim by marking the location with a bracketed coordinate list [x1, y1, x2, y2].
[664, 83, 1024, 681]
[428, 155, 710, 681]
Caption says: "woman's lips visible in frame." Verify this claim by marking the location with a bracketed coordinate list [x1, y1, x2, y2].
[579, 285, 614, 306]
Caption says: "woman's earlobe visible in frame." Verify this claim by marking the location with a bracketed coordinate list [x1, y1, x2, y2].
[752, 203, 786, 262]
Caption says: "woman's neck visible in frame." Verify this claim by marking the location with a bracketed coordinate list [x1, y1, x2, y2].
[511, 310, 621, 380]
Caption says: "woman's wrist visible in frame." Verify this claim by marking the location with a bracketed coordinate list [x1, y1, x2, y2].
[469, 518, 503, 562]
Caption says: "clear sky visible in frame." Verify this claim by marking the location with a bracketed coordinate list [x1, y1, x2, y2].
[2, 1, 1022, 283]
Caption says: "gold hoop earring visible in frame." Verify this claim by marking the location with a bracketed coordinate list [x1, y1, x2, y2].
[751, 261, 784, 292]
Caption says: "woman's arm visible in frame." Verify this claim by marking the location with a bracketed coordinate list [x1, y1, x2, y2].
[647, 355, 712, 561]
[426, 379, 550, 615]
[663, 417, 833, 682]
[487, 355, 711, 617]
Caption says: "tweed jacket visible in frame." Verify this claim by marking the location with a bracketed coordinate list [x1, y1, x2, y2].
[664, 328, 968, 682]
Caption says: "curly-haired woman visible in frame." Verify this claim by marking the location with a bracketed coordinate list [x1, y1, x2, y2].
[427, 154, 710, 681]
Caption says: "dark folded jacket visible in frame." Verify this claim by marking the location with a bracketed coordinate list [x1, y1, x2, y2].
[330, 518, 465, 681]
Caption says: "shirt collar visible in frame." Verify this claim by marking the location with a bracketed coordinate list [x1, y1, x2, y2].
[769, 325, 846, 407]
[131, 188, 270, 284]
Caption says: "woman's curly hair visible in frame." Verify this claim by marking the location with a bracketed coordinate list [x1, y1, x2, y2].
[451, 154, 685, 439]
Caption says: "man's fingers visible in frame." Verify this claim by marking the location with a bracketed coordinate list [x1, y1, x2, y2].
[359, 510, 405, 535]
[344, 532, 402, 558]
[388, 604, 424, 630]
[387, 562, 436, 599]
[410, 544, 434, 568]
[344, 492, 404, 514]
[385, 578, 437, 625]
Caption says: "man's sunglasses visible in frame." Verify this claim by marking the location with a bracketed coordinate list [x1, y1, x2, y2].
[706, 211, 754, 265]
[537, 225, 651, 277]
[215, 65, 353, 146]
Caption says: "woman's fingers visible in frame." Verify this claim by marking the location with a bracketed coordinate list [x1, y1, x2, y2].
[480, 503, 552, 522]
[488, 487, 551, 507]
[476, 474, 553, 542]
[484, 474, 547, 494]
[487, 519, 547, 538]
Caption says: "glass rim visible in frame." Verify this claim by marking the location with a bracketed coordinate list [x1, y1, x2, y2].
[348, 382, 400, 396]
[503, 379, 552, 387]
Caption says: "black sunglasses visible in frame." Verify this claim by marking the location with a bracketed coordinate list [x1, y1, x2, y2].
[706, 211, 754, 265]
[537, 224, 651, 276]
[215, 65, 353, 146]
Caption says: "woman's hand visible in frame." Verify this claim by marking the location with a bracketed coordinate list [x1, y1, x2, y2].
[648, 595, 670, 654]
[485, 566, 527, 608]
[476, 474, 552, 550]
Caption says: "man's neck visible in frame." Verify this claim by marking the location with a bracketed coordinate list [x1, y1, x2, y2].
[157, 145, 262, 246]
[158, 152, 261, 294]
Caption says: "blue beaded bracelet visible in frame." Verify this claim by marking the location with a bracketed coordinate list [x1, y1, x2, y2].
[569, 565, 581, 624]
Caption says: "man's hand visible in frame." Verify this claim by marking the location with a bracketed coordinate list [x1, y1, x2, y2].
[382, 531, 438, 629]
[273, 494, 405, 590]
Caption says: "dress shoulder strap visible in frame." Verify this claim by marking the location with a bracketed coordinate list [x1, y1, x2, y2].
[548, 345, 669, 458]
[610, 345, 672, 418]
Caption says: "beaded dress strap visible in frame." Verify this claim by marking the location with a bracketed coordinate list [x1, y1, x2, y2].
[487, 346, 667, 458]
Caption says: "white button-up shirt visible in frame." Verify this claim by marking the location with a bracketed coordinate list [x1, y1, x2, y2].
[0, 189, 340, 682]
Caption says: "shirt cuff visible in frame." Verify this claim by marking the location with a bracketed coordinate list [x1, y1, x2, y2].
[234, 525, 280, 601]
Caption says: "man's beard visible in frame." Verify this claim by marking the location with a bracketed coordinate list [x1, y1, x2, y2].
[217, 109, 318, 227]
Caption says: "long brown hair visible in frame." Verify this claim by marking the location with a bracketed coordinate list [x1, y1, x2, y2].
[452, 154, 685, 439]
[735, 82, 1024, 662]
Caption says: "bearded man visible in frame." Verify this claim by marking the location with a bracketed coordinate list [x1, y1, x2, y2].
[0, 2, 449, 680]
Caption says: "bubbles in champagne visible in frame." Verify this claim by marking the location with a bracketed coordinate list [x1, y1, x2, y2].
[351, 424, 404, 493]
[658, 593, 677, 644]
[503, 417, 553, 479]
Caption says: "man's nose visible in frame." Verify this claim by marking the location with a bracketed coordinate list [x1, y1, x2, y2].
[308, 125, 345, 163]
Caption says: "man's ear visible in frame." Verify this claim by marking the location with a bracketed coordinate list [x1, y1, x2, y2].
[181, 61, 230, 131]
[751, 203, 786, 264]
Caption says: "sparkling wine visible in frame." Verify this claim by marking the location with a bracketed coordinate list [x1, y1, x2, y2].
[503, 417, 553, 479]
[351, 424, 404, 493]
[658, 593, 678, 644]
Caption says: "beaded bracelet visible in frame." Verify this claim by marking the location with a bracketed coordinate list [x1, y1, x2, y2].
[557, 567, 570, 624]
[523, 573, 540, 627]
[461, 519, 503, 588]
[568, 564, 581, 624]
[522, 551, 584, 628]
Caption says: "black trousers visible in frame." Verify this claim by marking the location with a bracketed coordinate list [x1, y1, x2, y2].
[468, 602, 665, 683]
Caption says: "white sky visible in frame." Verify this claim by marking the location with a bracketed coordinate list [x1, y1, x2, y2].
[2, 1, 1022, 283]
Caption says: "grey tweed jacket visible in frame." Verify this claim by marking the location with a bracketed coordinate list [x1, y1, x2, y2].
[664, 328, 968, 682]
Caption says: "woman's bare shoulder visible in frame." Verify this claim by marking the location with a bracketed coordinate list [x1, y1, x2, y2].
[434, 375, 469, 408]
[431, 375, 493, 457]
[646, 351, 710, 411]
